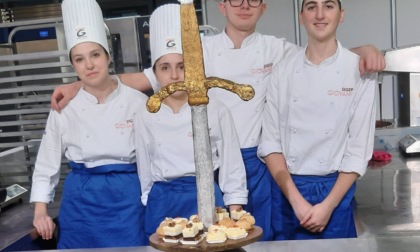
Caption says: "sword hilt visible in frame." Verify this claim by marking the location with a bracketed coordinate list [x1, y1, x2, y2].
[146, 81, 187, 113]
[147, 79, 255, 113]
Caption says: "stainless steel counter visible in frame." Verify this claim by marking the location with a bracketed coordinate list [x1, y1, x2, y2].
[1, 148, 420, 252]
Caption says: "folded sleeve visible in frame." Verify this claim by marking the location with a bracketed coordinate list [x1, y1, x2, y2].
[215, 105, 248, 206]
[258, 64, 285, 158]
[30, 110, 64, 203]
[339, 73, 377, 177]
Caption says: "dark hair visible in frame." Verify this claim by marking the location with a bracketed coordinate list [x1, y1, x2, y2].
[69, 44, 109, 64]
[301, 0, 342, 12]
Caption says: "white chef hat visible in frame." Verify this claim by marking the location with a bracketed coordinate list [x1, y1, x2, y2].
[149, 3, 182, 67]
[300, 0, 342, 9]
[61, 0, 109, 56]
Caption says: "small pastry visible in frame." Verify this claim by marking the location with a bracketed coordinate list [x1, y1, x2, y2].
[218, 217, 236, 228]
[190, 215, 204, 234]
[239, 213, 256, 226]
[156, 217, 172, 238]
[208, 223, 227, 233]
[230, 208, 247, 220]
[180, 222, 203, 245]
[225, 226, 248, 240]
[215, 207, 229, 222]
[162, 221, 183, 243]
[173, 217, 188, 228]
[206, 229, 227, 244]
[235, 219, 252, 231]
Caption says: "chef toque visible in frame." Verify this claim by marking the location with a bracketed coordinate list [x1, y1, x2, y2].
[61, 0, 109, 56]
[149, 3, 182, 67]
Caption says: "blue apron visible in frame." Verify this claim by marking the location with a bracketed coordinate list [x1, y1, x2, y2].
[272, 172, 357, 240]
[241, 146, 273, 241]
[58, 162, 147, 249]
[144, 176, 224, 239]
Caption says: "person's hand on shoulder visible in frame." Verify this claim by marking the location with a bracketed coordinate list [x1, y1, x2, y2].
[50, 81, 83, 112]
[356, 44, 386, 75]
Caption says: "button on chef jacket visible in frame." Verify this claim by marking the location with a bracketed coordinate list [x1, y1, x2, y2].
[30, 76, 148, 203]
[258, 41, 377, 177]
[145, 31, 299, 148]
[134, 99, 248, 206]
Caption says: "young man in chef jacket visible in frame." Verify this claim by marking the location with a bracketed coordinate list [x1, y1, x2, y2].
[258, 0, 376, 240]
[49, 0, 384, 241]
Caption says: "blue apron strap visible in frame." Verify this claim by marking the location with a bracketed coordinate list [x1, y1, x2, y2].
[69, 161, 137, 174]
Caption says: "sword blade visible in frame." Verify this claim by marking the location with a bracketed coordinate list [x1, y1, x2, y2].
[191, 105, 216, 228]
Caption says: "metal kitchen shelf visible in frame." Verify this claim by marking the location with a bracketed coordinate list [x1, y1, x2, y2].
[0, 17, 73, 189]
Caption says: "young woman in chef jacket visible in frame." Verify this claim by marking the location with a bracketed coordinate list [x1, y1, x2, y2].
[258, 0, 377, 240]
[134, 3, 248, 240]
[29, 0, 148, 248]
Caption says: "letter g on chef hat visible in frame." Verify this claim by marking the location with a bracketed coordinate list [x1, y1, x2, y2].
[61, 0, 109, 56]
[149, 3, 183, 67]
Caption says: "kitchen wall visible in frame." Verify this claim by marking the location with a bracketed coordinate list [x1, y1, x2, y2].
[204, 0, 420, 121]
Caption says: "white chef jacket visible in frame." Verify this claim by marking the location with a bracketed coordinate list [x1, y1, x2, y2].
[258, 41, 377, 177]
[30, 76, 148, 203]
[145, 31, 299, 148]
[134, 100, 248, 206]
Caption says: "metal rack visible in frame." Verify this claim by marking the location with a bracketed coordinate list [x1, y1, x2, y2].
[0, 18, 75, 190]
[0, 17, 122, 191]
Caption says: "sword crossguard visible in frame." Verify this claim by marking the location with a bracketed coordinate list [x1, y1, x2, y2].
[146, 2, 255, 113]
[146, 81, 187, 113]
[206, 77, 255, 101]
[146, 79, 255, 113]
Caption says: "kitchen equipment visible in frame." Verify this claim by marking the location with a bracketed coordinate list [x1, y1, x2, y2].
[383, 44, 420, 127]
[398, 134, 420, 154]
[376, 73, 394, 128]
[383, 45, 420, 154]
[1, 4, 61, 23]
[0, 184, 27, 210]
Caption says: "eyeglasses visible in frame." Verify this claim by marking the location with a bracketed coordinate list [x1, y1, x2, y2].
[223, 0, 263, 8]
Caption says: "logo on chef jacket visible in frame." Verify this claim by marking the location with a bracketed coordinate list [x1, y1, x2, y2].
[115, 119, 134, 129]
[328, 87, 354, 96]
[251, 63, 273, 75]
[76, 27, 87, 38]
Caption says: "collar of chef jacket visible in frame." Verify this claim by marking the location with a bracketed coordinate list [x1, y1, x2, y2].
[221, 29, 259, 49]
[302, 40, 342, 67]
[81, 75, 122, 104]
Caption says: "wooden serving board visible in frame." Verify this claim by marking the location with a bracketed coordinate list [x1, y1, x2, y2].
[149, 226, 263, 252]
